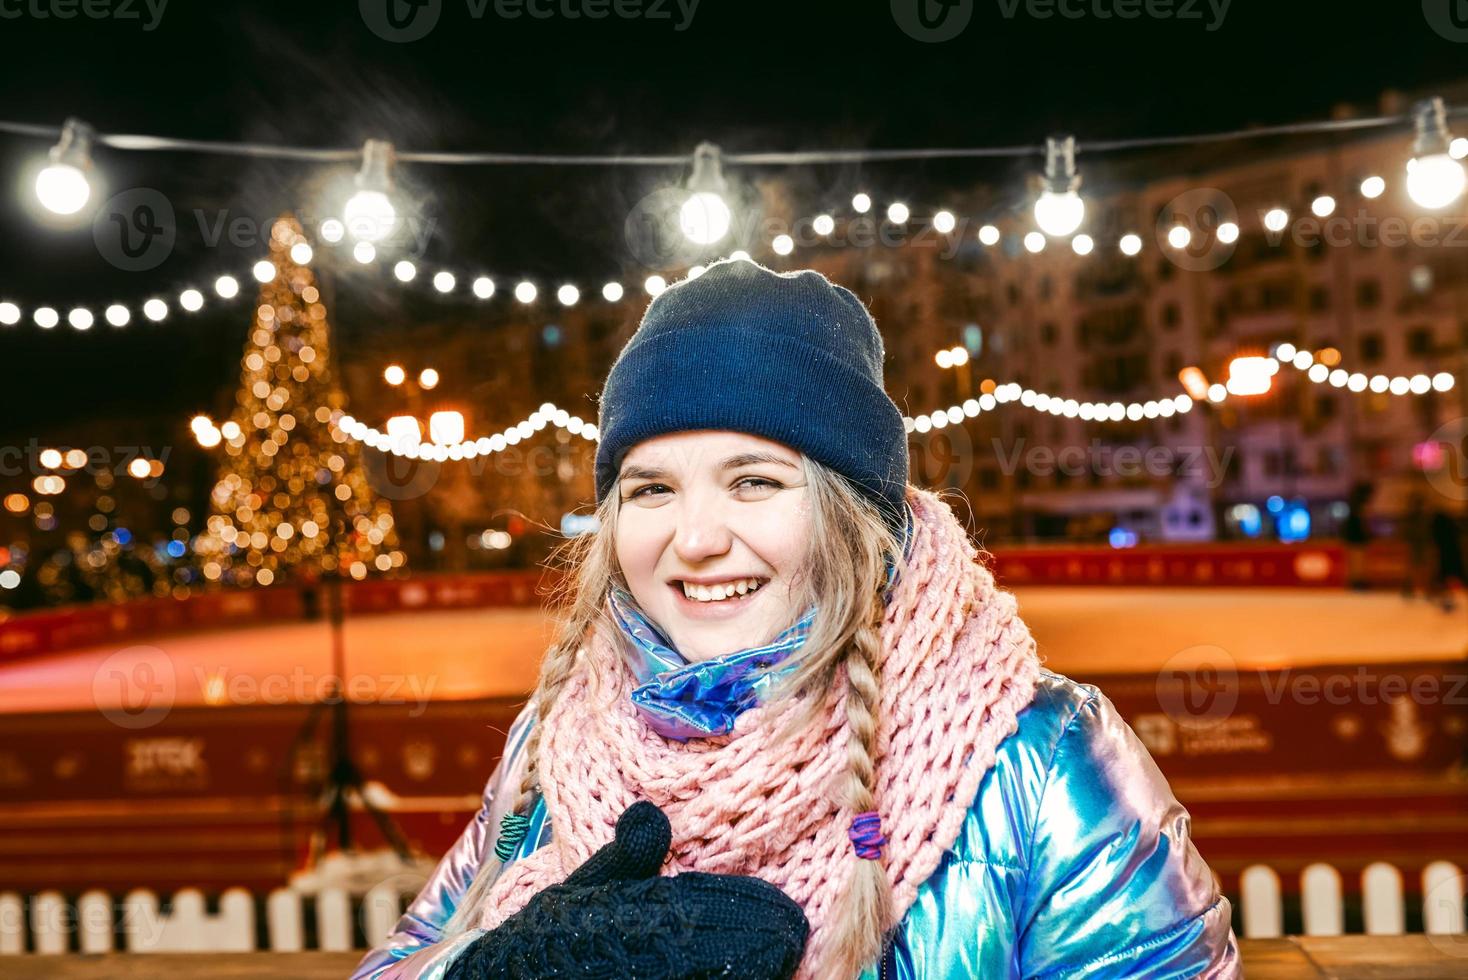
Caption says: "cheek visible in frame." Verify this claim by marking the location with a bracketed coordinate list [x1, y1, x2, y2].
[615, 514, 664, 583]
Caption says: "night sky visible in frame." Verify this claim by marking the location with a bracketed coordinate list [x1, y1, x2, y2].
[1, 0, 1464, 442]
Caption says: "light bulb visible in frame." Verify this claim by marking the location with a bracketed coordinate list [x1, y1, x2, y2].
[1119, 233, 1142, 256]
[978, 224, 1000, 246]
[34, 118, 94, 216]
[680, 142, 731, 244]
[1407, 154, 1466, 210]
[346, 190, 397, 242]
[680, 192, 731, 244]
[345, 139, 397, 242]
[1407, 97, 1467, 210]
[1034, 136, 1084, 237]
[472, 276, 495, 299]
[1034, 190, 1084, 237]
[35, 163, 91, 215]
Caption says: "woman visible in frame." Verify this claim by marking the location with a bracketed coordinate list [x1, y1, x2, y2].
[355, 258, 1240, 979]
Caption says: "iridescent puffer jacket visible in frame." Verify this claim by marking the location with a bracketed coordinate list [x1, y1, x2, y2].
[354, 666, 1241, 978]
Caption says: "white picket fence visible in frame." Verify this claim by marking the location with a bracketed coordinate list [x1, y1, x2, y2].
[0, 861, 1464, 955]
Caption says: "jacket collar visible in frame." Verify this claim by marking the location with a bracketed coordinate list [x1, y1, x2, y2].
[610, 502, 915, 741]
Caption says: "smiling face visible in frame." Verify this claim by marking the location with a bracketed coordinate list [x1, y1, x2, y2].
[613, 430, 813, 664]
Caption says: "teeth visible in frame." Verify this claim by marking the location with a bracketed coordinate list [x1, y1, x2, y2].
[682, 577, 763, 602]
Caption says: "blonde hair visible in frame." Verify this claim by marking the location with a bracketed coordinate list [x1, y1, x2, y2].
[445, 455, 908, 977]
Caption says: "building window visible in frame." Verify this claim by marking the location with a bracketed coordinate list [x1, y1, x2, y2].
[1162, 303, 1180, 329]
[1359, 332, 1384, 364]
[1356, 279, 1381, 310]
[1407, 326, 1434, 356]
[1309, 286, 1330, 311]
[1040, 322, 1058, 346]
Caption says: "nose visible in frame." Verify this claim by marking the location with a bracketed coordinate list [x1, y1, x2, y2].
[672, 489, 733, 564]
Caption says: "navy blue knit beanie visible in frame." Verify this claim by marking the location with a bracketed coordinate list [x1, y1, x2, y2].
[594, 258, 909, 531]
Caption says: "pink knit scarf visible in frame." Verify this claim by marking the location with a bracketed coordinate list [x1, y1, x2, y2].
[479, 487, 1042, 979]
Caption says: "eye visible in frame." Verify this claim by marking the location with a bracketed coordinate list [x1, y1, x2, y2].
[626, 483, 670, 500]
[735, 477, 780, 492]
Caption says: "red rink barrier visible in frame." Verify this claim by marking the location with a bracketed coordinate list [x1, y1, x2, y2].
[3, 539, 1403, 665]
[989, 542, 1347, 588]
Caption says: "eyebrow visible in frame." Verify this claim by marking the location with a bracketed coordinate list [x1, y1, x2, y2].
[618, 452, 799, 482]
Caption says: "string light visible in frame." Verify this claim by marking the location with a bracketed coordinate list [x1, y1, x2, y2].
[344, 139, 398, 243]
[34, 118, 94, 216]
[331, 401, 598, 461]
[1034, 136, 1084, 238]
[680, 141, 731, 245]
[1406, 97, 1466, 210]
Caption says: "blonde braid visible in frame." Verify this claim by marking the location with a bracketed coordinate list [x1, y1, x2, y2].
[823, 588, 896, 978]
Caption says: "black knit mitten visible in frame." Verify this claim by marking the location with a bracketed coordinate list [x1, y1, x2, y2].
[446, 800, 809, 980]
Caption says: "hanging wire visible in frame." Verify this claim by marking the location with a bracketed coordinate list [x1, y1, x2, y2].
[1, 103, 1461, 166]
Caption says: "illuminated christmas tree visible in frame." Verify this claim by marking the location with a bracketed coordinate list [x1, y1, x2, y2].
[195, 214, 403, 587]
